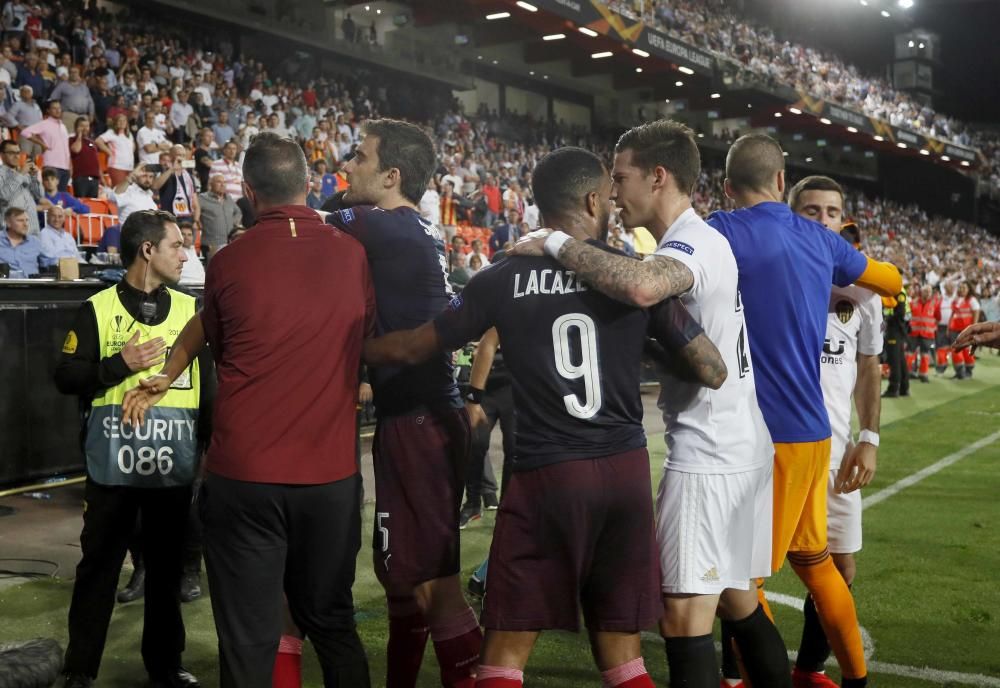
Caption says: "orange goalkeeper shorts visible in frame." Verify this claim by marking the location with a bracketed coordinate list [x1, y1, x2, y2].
[771, 437, 832, 571]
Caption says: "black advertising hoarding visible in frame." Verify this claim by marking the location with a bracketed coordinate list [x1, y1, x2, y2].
[795, 91, 979, 163]
[531, 0, 715, 75]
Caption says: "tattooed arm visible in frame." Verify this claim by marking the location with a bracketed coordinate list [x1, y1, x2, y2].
[678, 334, 727, 389]
[647, 298, 727, 389]
[556, 240, 694, 308]
[508, 232, 694, 307]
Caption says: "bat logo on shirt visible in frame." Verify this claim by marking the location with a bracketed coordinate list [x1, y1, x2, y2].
[835, 300, 855, 324]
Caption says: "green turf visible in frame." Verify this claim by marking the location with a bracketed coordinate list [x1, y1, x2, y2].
[2, 359, 999, 686]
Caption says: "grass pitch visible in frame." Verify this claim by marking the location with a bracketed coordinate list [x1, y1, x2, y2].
[2, 358, 999, 686]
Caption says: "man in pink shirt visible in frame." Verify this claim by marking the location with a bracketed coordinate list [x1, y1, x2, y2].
[21, 100, 71, 191]
[208, 141, 243, 200]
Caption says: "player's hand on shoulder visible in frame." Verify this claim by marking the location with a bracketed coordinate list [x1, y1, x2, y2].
[507, 228, 552, 257]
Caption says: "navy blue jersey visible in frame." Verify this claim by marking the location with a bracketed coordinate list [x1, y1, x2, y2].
[327, 205, 461, 415]
[434, 246, 703, 471]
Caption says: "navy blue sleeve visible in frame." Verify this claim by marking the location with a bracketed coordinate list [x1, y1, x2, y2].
[825, 229, 868, 287]
[647, 298, 704, 352]
[325, 205, 374, 246]
[434, 266, 500, 351]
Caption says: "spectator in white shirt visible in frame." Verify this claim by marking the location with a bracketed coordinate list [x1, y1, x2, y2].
[169, 89, 194, 143]
[419, 178, 440, 227]
[105, 164, 158, 226]
[97, 113, 136, 187]
[38, 205, 81, 267]
[521, 198, 539, 230]
[178, 220, 205, 285]
[136, 111, 171, 166]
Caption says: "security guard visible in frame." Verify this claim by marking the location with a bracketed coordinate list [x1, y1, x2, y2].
[882, 283, 910, 398]
[54, 209, 211, 688]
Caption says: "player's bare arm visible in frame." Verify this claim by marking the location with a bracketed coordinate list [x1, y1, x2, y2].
[362, 321, 444, 367]
[560, 240, 694, 308]
[510, 231, 694, 306]
[954, 321, 1000, 349]
[679, 333, 728, 389]
[645, 334, 727, 389]
[122, 311, 206, 426]
[466, 327, 499, 428]
[836, 352, 880, 493]
[645, 298, 727, 389]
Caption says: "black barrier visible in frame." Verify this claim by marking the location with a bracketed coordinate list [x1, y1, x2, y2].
[0, 281, 110, 486]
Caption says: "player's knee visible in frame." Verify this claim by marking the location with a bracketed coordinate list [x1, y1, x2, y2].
[831, 553, 857, 585]
[717, 586, 759, 621]
[660, 595, 715, 637]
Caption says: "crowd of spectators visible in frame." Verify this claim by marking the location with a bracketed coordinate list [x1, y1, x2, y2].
[606, 0, 1000, 191]
[0, 0, 996, 308]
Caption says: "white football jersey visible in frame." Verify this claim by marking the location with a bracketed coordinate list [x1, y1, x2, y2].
[821, 285, 883, 469]
[653, 209, 773, 474]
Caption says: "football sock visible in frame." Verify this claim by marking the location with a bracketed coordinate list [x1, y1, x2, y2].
[601, 657, 655, 688]
[386, 596, 430, 688]
[797, 593, 832, 672]
[475, 665, 523, 687]
[719, 622, 741, 681]
[789, 552, 867, 681]
[431, 606, 482, 688]
[663, 634, 717, 688]
[841, 677, 868, 687]
[727, 604, 791, 688]
[272, 635, 302, 688]
[755, 578, 773, 622]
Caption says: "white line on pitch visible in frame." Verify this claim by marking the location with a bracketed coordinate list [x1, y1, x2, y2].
[767, 592, 874, 659]
[862, 429, 1000, 510]
[767, 592, 1000, 687]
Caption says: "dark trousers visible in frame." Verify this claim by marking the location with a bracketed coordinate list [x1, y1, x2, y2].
[200, 472, 370, 688]
[465, 384, 515, 505]
[125, 476, 203, 574]
[64, 479, 192, 678]
[72, 176, 100, 199]
[55, 168, 71, 192]
[885, 336, 909, 394]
